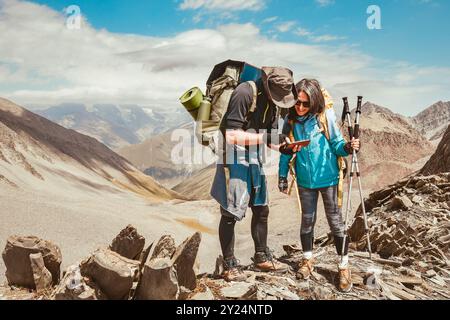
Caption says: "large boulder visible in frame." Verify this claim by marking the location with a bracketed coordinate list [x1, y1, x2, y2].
[2, 236, 62, 289]
[135, 258, 179, 300]
[53, 265, 104, 300]
[29, 253, 52, 293]
[171, 232, 202, 291]
[421, 125, 450, 175]
[80, 249, 140, 300]
[109, 225, 145, 260]
[151, 235, 176, 260]
[389, 195, 413, 211]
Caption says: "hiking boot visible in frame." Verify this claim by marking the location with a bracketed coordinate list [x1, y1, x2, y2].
[221, 258, 247, 282]
[296, 258, 315, 280]
[338, 267, 353, 293]
[253, 249, 289, 273]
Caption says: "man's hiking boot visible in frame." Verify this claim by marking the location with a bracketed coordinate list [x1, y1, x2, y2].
[253, 249, 289, 273]
[296, 258, 315, 280]
[221, 258, 247, 282]
[338, 267, 353, 293]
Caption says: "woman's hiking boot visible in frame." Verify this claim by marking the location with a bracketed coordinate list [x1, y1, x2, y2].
[296, 258, 315, 280]
[338, 267, 353, 293]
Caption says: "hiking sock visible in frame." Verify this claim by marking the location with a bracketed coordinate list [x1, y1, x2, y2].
[303, 251, 313, 260]
[251, 206, 269, 253]
[338, 255, 349, 269]
[219, 213, 236, 261]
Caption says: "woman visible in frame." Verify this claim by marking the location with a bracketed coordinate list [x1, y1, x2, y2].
[278, 79, 360, 293]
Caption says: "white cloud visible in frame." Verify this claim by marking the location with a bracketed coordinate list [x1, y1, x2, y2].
[179, 0, 265, 11]
[0, 0, 449, 116]
[294, 28, 312, 37]
[276, 21, 296, 33]
[310, 34, 346, 42]
[262, 16, 278, 24]
[315, 0, 335, 7]
[294, 27, 345, 42]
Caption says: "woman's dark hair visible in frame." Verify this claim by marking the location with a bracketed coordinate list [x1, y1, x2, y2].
[288, 78, 325, 119]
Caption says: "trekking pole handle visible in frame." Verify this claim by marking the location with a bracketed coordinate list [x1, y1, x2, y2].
[354, 96, 363, 139]
[342, 97, 353, 139]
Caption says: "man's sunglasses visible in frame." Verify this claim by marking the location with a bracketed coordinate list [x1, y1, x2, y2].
[295, 100, 310, 108]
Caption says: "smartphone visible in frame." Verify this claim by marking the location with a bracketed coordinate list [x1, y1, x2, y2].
[286, 140, 311, 149]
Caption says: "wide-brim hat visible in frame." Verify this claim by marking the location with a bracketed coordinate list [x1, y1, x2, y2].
[262, 66, 298, 109]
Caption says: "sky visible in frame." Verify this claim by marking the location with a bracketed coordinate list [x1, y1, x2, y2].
[0, 0, 449, 116]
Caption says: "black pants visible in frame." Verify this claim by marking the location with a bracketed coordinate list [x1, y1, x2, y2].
[219, 206, 269, 261]
[299, 186, 349, 255]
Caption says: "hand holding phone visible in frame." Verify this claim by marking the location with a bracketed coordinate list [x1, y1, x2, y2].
[279, 139, 310, 155]
[285, 140, 311, 149]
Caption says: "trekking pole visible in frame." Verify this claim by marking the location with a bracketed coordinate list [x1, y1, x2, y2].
[341, 97, 372, 262]
[288, 155, 297, 195]
[288, 156, 302, 215]
[353, 96, 372, 259]
[341, 97, 355, 264]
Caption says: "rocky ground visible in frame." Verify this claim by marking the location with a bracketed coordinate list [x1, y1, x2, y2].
[1, 173, 448, 300]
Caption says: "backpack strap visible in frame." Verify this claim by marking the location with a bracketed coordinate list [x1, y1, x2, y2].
[317, 111, 330, 141]
[244, 81, 258, 126]
[288, 119, 295, 143]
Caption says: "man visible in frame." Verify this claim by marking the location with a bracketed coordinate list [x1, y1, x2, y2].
[211, 67, 298, 282]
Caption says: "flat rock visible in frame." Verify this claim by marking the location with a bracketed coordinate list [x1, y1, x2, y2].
[425, 269, 437, 278]
[109, 225, 145, 260]
[191, 286, 215, 300]
[312, 286, 334, 300]
[2, 236, 62, 289]
[411, 195, 423, 204]
[258, 284, 300, 300]
[80, 249, 139, 300]
[220, 282, 257, 299]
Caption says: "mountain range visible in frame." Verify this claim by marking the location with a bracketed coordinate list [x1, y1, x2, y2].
[36, 103, 191, 149]
[0, 98, 182, 202]
[410, 101, 450, 144]
[117, 122, 215, 187]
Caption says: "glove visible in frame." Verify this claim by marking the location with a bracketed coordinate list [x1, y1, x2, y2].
[264, 133, 287, 146]
[278, 177, 288, 193]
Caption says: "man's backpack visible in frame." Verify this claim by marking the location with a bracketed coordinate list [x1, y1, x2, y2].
[195, 60, 263, 154]
[288, 89, 348, 208]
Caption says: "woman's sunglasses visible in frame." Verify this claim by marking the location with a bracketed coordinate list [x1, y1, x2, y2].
[295, 100, 310, 109]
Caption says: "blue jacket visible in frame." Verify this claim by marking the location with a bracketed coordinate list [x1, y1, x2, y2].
[279, 109, 349, 189]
